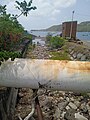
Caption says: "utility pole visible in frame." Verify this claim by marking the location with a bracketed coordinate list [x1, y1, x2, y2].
[70, 11, 74, 39]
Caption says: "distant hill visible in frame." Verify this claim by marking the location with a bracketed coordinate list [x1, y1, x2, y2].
[45, 24, 62, 31]
[43, 21, 90, 32]
[77, 21, 90, 32]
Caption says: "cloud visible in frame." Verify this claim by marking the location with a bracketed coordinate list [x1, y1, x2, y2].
[0, 0, 77, 30]
[0, 0, 15, 5]
[3, 0, 76, 17]
[31, 0, 76, 17]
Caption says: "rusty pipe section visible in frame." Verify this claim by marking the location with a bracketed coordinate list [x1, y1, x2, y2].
[0, 58, 90, 92]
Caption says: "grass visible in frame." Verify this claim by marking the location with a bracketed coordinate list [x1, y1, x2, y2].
[49, 50, 70, 60]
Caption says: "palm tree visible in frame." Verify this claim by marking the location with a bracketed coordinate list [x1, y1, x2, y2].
[15, 0, 37, 18]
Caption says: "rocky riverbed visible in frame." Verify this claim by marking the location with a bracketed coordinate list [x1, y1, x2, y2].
[15, 89, 90, 120]
[14, 38, 90, 120]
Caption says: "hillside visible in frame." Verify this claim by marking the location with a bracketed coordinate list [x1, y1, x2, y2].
[45, 21, 90, 32]
[45, 24, 62, 31]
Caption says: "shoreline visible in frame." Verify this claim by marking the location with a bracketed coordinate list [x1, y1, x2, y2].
[81, 40, 90, 48]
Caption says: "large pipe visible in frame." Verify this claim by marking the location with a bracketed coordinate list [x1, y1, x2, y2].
[0, 59, 90, 92]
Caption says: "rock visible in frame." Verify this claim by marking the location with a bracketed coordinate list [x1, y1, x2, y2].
[68, 102, 77, 110]
[80, 103, 88, 113]
[69, 48, 73, 52]
[66, 105, 71, 110]
[77, 53, 83, 59]
[74, 101, 80, 108]
[70, 56, 74, 60]
[70, 97, 75, 102]
[58, 101, 68, 110]
[77, 41, 83, 45]
[64, 109, 76, 120]
[86, 104, 90, 115]
[73, 52, 77, 59]
[49, 55, 52, 58]
[75, 113, 88, 120]
[61, 111, 66, 118]
[66, 97, 70, 102]
[70, 50, 74, 55]
[54, 107, 61, 119]
[81, 55, 86, 61]
[44, 97, 53, 109]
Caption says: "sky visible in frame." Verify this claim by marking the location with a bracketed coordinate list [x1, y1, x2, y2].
[0, 0, 90, 31]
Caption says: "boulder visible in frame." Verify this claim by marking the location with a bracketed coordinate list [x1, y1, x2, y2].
[75, 113, 88, 120]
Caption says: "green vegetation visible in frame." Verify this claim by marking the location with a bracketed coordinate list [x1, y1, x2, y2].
[46, 33, 52, 42]
[0, 0, 36, 61]
[46, 36, 70, 60]
[49, 51, 70, 60]
[0, 14, 24, 50]
[49, 36, 65, 49]
[15, 0, 37, 18]
[0, 51, 21, 62]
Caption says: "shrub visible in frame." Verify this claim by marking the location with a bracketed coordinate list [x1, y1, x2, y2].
[46, 33, 52, 42]
[0, 51, 21, 62]
[49, 36, 65, 49]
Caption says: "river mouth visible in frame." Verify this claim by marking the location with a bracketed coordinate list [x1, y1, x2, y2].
[32, 38, 45, 46]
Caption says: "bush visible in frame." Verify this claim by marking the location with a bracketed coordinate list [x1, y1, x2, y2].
[0, 51, 21, 62]
[46, 33, 52, 42]
[49, 36, 65, 49]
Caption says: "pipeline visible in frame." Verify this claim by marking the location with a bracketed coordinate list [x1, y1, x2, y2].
[0, 58, 90, 92]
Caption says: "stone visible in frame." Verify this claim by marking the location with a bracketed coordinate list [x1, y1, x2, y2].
[61, 111, 66, 118]
[70, 56, 74, 60]
[75, 113, 88, 120]
[74, 101, 80, 108]
[66, 97, 70, 102]
[58, 101, 68, 110]
[80, 103, 88, 113]
[86, 104, 90, 115]
[70, 97, 75, 102]
[77, 41, 83, 45]
[81, 55, 86, 61]
[54, 107, 61, 119]
[49, 55, 52, 58]
[66, 105, 71, 110]
[68, 102, 77, 110]
[73, 52, 77, 59]
[77, 53, 83, 59]
[64, 109, 76, 120]
[69, 48, 73, 52]
[59, 97, 64, 101]
[70, 50, 74, 55]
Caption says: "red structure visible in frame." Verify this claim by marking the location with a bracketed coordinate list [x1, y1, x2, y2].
[62, 21, 77, 39]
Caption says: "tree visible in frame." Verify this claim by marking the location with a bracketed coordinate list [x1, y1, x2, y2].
[15, 0, 37, 18]
[0, 4, 6, 15]
[0, 5, 24, 50]
[0, 0, 37, 50]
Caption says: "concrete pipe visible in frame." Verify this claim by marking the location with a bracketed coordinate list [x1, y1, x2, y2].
[0, 59, 90, 92]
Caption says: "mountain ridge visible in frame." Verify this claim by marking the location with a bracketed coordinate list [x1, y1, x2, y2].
[31, 21, 90, 32]
[45, 21, 90, 32]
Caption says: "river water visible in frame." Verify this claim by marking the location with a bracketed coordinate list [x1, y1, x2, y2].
[32, 38, 45, 46]
[30, 31, 90, 42]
